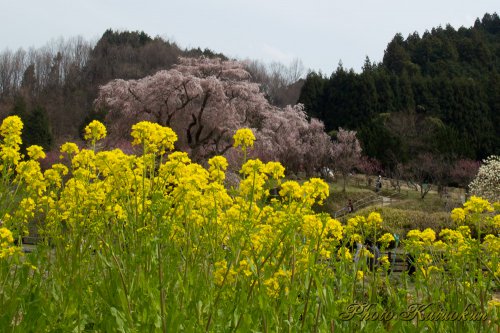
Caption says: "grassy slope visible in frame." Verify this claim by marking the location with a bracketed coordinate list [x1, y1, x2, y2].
[313, 176, 465, 237]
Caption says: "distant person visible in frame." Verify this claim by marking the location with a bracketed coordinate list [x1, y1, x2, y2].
[375, 175, 382, 192]
[347, 199, 354, 213]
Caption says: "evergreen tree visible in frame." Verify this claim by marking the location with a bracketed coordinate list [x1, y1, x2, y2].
[23, 106, 53, 150]
[297, 72, 326, 120]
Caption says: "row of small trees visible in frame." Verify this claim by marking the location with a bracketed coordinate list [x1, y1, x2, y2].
[358, 154, 481, 199]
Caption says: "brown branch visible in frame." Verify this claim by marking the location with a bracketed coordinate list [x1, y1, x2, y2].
[128, 87, 141, 102]
[187, 114, 197, 145]
[194, 92, 211, 143]
[197, 128, 215, 146]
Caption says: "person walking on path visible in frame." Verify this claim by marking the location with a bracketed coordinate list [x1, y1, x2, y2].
[347, 199, 354, 213]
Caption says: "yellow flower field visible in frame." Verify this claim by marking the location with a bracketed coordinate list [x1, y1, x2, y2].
[0, 116, 498, 332]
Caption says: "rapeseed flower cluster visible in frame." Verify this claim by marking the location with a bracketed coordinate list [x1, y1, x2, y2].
[0, 116, 23, 166]
[26, 145, 46, 160]
[0, 227, 21, 259]
[131, 121, 177, 154]
[406, 228, 436, 248]
[233, 128, 255, 149]
[344, 212, 384, 245]
[84, 120, 107, 143]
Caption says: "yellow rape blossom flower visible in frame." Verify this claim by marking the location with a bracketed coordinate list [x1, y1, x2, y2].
[0, 116, 23, 146]
[264, 277, 280, 298]
[366, 212, 382, 229]
[279, 181, 302, 200]
[493, 214, 500, 229]
[439, 228, 465, 244]
[131, 121, 177, 154]
[264, 269, 291, 298]
[323, 218, 343, 241]
[420, 228, 436, 243]
[26, 145, 45, 160]
[483, 234, 500, 253]
[319, 247, 331, 259]
[337, 247, 352, 261]
[421, 265, 441, 278]
[464, 196, 493, 214]
[251, 224, 275, 252]
[213, 260, 236, 286]
[208, 155, 228, 170]
[301, 215, 323, 238]
[263, 161, 285, 180]
[84, 120, 107, 142]
[344, 216, 364, 236]
[406, 230, 422, 241]
[51, 163, 69, 176]
[240, 159, 264, 176]
[238, 259, 253, 277]
[16, 160, 46, 196]
[379, 255, 390, 270]
[451, 208, 466, 223]
[417, 253, 433, 265]
[456, 225, 471, 238]
[208, 156, 228, 183]
[350, 233, 363, 244]
[233, 128, 255, 149]
[406, 228, 436, 249]
[0, 146, 22, 165]
[60, 142, 80, 156]
[378, 233, 395, 246]
[0, 227, 22, 259]
[301, 178, 329, 205]
[0, 227, 14, 244]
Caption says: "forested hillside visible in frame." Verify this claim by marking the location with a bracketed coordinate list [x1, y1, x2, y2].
[0, 29, 303, 153]
[0, 30, 260, 149]
[299, 13, 500, 168]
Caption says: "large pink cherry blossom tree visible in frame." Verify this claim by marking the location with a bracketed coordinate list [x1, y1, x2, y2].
[95, 57, 333, 174]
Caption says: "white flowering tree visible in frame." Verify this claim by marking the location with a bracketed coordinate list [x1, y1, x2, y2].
[468, 155, 500, 202]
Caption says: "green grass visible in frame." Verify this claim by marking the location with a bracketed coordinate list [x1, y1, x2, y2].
[311, 178, 466, 240]
[351, 206, 453, 238]
[313, 182, 375, 214]
[314, 176, 466, 217]
[389, 191, 460, 213]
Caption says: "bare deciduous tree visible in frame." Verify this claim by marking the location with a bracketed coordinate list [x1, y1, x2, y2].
[331, 128, 362, 192]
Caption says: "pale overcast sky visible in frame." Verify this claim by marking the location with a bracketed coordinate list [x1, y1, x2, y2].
[0, 0, 498, 74]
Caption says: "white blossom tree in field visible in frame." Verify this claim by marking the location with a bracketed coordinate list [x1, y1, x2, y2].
[469, 155, 500, 202]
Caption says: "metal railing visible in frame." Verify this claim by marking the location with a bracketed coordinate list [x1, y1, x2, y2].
[333, 189, 408, 219]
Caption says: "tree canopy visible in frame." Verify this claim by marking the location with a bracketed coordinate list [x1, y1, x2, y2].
[95, 57, 333, 174]
[299, 13, 500, 169]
